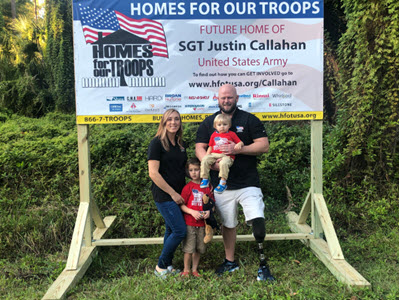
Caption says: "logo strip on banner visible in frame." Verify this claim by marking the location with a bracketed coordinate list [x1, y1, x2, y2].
[73, 0, 324, 124]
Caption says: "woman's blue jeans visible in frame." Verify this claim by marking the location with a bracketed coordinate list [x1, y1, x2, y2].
[155, 201, 187, 269]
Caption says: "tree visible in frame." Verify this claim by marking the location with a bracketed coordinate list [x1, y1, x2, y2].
[325, 0, 399, 230]
[10, 0, 15, 19]
[0, 0, 51, 116]
[44, 0, 74, 113]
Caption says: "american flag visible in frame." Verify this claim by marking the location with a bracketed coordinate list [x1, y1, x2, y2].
[115, 11, 168, 58]
[77, 4, 168, 58]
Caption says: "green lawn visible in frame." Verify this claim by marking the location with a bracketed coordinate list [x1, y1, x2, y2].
[1, 224, 398, 300]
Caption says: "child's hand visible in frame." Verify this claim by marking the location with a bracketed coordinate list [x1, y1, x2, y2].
[202, 210, 210, 219]
[234, 141, 244, 150]
[192, 210, 202, 220]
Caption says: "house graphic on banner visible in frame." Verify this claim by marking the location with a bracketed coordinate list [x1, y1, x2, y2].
[77, 5, 167, 88]
[92, 30, 153, 87]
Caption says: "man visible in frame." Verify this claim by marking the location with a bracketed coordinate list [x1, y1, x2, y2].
[195, 84, 275, 281]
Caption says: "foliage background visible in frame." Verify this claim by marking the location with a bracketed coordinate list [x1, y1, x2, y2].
[0, 0, 398, 299]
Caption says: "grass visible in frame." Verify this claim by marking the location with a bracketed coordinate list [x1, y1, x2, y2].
[0, 114, 397, 298]
[0, 221, 398, 300]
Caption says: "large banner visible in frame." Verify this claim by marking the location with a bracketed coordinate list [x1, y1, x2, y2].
[72, 0, 324, 123]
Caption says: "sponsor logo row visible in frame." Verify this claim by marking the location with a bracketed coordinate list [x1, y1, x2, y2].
[248, 102, 292, 108]
[106, 93, 289, 102]
[109, 103, 243, 112]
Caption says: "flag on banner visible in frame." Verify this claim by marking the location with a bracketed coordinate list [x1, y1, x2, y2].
[115, 11, 168, 58]
[76, 4, 168, 58]
[79, 6, 120, 43]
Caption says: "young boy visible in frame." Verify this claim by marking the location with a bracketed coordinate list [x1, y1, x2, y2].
[180, 158, 214, 277]
[200, 114, 244, 193]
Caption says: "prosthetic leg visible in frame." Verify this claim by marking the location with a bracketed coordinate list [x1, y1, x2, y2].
[252, 217, 275, 282]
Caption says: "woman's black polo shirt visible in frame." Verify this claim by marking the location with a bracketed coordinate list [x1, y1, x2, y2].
[147, 137, 187, 202]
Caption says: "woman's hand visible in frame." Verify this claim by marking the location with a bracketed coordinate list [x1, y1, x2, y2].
[171, 192, 184, 205]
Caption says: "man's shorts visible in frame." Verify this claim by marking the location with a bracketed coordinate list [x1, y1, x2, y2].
[182, 225, 206, 254]
[215, 187, 265, 228]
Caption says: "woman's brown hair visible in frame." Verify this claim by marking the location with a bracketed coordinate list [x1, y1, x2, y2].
[155, 109, 184, 151]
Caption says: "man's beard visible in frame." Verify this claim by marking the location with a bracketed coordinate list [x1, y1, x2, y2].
[219, 102, 237, 114]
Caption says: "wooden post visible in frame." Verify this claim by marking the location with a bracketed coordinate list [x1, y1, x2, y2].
[311, 120, 324, 239]
[43, 125, 116, 299]
[77, 125, 93, 248]
[65, 124, 94, 270]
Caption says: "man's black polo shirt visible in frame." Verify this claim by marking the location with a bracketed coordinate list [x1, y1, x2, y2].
[196, 109, 267, 190]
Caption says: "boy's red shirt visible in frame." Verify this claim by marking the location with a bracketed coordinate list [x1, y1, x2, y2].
[181, 181, 214, 227]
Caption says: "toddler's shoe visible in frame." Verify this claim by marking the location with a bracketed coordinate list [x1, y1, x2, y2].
[215, 183, 227, 193]
[200, 179, 209, 188]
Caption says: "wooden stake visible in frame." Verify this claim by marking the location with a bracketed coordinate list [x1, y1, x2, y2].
[313, 193, 344, 259]
[297, 189, 311, 224]
[65, 202, 89, 270]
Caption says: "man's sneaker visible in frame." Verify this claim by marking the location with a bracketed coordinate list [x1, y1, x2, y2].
[215, 259, 239, 275]
[200, 179, 209, 188]
[257, 265, 275, 282]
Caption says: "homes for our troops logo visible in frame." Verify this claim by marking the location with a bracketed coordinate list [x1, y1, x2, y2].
[77, 4, 167, 88]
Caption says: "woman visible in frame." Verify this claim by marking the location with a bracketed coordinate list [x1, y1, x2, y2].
[148, 109, 187, 278]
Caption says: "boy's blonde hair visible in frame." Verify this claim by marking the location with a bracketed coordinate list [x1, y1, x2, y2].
[213, 114, 231, 128]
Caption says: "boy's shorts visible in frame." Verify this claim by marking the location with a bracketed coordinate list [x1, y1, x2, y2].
[182, 225, 206, 254]
[215, 187, 265, 228]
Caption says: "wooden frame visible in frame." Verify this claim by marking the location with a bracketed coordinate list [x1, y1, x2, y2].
[43, 121, 370, 299]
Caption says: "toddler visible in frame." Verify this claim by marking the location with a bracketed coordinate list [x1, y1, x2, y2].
[200, 114, 243, 193]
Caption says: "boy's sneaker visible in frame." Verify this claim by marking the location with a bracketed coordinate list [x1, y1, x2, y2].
[215, 259, 239, 276]
[257, 265, 275, 282]
[215, 184, 227, 193]
[200, 179, 209, 188]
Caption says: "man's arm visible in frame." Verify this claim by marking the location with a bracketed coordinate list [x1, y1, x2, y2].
[195, 142, 209, 161]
